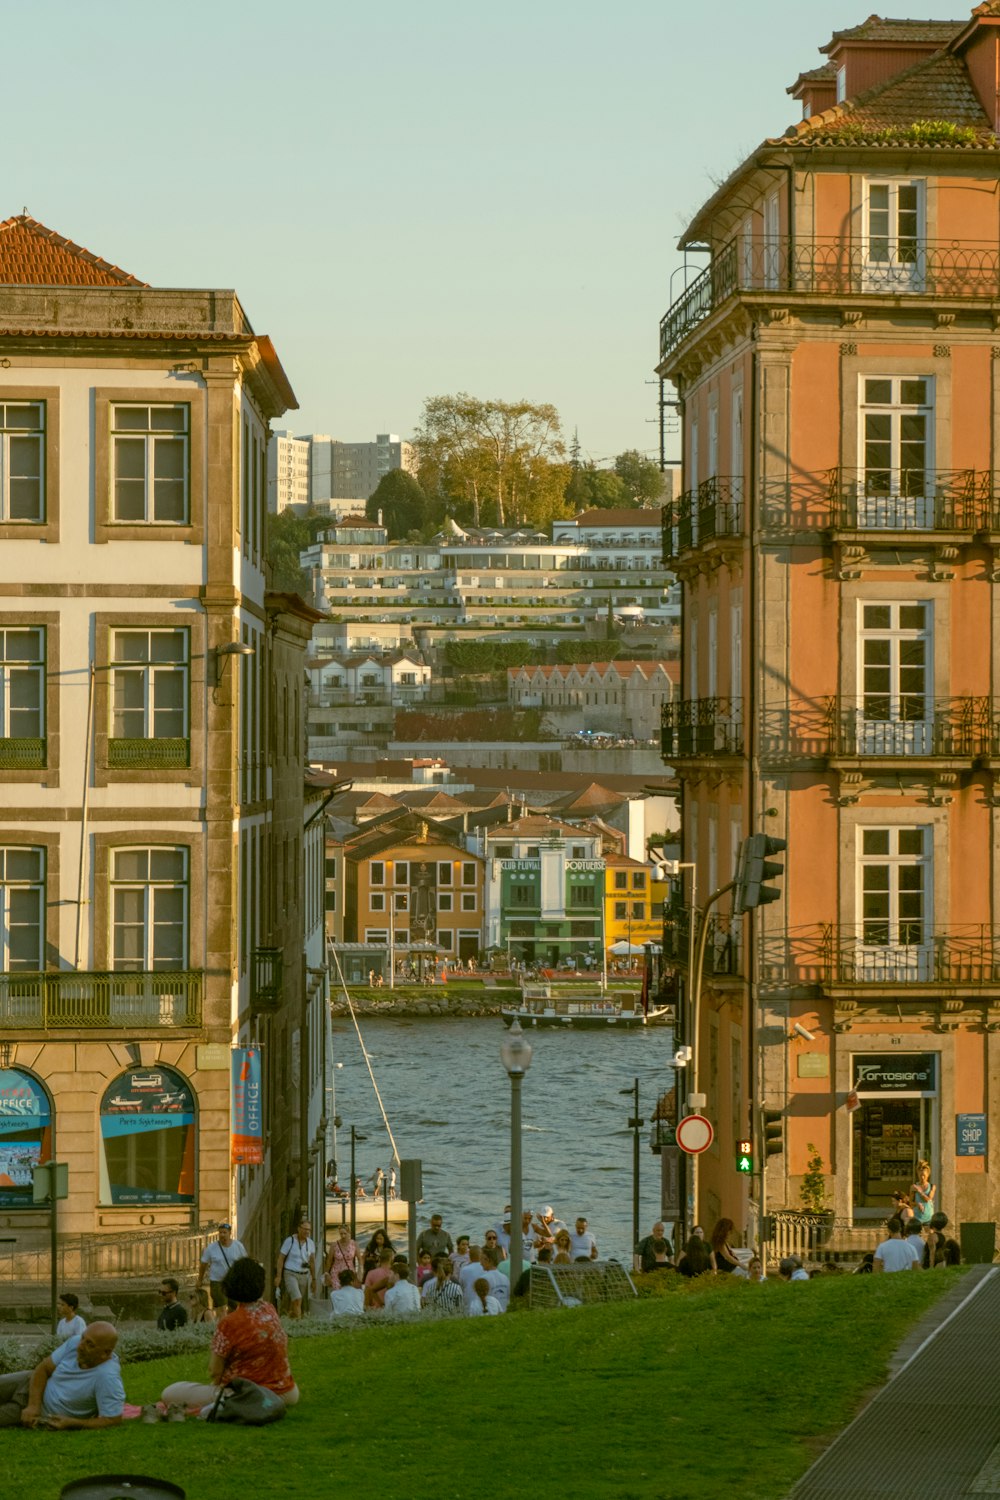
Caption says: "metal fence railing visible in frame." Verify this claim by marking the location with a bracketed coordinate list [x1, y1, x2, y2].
[0, 970, 203, 1028]
[0, 1223, 222, 1287]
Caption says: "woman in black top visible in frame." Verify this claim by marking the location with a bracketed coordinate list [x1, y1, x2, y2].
[710, 1217, 740, 1274]
[676, 1235, 715, 1278]
[362, 1228, 395, 1276]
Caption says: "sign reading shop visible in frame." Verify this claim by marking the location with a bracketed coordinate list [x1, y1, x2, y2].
[853, 1054, 937, 1095]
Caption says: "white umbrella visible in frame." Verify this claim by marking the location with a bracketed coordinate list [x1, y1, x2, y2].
[609, 940, 646, 956]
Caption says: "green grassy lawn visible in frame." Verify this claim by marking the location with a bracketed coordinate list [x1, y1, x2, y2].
[4, 1272, 960, 1500]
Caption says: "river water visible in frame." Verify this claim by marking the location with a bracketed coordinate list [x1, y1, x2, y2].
[330, 1016, 676, 1261]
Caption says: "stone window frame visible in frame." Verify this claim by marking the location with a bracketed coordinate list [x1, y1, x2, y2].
[93, 610, 205, 788]
[0, 611, 60, 786]
[93, 386, 205, 546]
[838, 579, 949, 702]
[0, 828, 60, 969]
[92, 829, 203, 973]
[840, 354, 951, 474]
[836, 805, 950, 935]
[0, 388, 61, 545]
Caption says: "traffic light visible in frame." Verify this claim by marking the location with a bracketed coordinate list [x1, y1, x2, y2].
[735, 1138, 753, 1174]
[734, 833, 787, 914]
[762, 1107, 784, 1159]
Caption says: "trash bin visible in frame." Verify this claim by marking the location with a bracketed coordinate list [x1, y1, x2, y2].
[959, 1222, 997, 1265]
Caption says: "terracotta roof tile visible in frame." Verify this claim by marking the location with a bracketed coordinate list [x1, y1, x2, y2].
[568, 507, 662, 527]
[782, 50, 995, 144]
[0, 214, 146, 287]
[821, 16, 964, 50]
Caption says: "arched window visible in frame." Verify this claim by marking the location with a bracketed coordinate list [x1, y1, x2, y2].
[99, 1066, 195, 1206]
[0, 1068, 53, 1208]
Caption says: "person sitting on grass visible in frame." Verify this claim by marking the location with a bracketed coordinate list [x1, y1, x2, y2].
[676, 1235, 715, 1278]
[422, 1254, 465, 1314]
[364, 1248, 397, 1311]
[330, 1268, 365, 1318]
[467, 1277, 501, 1316]
[161, 1256, 299, 1414]
[0, 1322, 125, 1429]
[55, 1292, 87, 1343]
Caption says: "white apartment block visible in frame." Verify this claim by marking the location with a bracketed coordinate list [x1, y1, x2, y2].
[508, 659, 678, 739]
[268, 431, 417, 512]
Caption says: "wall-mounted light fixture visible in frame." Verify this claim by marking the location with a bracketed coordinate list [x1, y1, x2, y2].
[215, 640, 255, 687]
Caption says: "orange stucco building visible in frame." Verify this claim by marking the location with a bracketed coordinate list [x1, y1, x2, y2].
[658, 5, 1000, 1245]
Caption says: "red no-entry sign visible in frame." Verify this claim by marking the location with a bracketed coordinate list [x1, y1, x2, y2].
[676, 1113, 714, 1154]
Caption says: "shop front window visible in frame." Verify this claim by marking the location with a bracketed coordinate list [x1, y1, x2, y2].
[0, 1068, 52, 1208]
[850, 1052, 937, 1215]
[99, 1066, 195, 1206]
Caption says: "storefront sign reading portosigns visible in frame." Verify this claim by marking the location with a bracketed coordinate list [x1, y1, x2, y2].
[853, 1054, 937, 1095]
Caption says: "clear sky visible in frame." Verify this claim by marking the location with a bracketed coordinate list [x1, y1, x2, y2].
[4, 0, 967, 465]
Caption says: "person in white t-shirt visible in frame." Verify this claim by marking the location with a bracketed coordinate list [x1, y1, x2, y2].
[568, 1216, 599, 1262]
[873, 1218, 923, 1273]
[55, 1294, 87, 1344]
[384, 1265, 423, 1315]
[198, 1223, 248, 1313]
[330, 1270, 364, 1317]
[467, 1277, 502, 1316]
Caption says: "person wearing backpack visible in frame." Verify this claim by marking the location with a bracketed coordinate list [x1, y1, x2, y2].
[161, 1256, 299, 1414]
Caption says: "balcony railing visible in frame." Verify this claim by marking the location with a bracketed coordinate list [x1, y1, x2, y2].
[0, 737, 45, 769]
[756, 469, 982, 535]
[661, 698, 743, 759]
[662, 478, 745, 563]
[662, 905, 743, 979]
[760, 697, 988, 760]
[758, 925, 1000, 990]
[0, 970, 203, 1029]
[660, 237, 1000, 359]
[251, 947, 283, 1012]
[107, 737, 190, 769]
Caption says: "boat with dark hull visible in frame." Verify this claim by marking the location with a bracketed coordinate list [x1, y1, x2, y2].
[501, 983, 673, 1030]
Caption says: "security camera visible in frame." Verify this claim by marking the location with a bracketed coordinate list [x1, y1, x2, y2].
[792, 1023, 816, 1042]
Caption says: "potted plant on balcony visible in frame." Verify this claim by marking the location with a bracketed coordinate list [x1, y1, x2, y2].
[800, 1142, 834, 1245]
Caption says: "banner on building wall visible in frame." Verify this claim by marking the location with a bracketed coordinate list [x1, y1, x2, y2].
[231, 1047, 264, 1165]
[100, 1068, 195, 1205]
[410, 860, 437, 941]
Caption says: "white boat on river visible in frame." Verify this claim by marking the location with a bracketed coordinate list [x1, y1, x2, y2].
[501, 983, 674, 1030]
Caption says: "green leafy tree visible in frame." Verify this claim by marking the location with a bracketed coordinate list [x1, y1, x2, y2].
[614, 449, 665, 505]
[265, 507, 327, 593]
[365, 468, 428, 539]
[414, 393, 568, 528]
[570, 466, 629, 511]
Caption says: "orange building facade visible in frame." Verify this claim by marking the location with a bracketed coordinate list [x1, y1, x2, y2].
[658, 6, 1000, 1241]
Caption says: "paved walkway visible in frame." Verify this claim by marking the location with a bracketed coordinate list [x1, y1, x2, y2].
[790, 1265, 1000, 1498]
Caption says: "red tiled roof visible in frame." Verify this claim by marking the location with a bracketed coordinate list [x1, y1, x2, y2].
[567, 508, 662, 527]
[780, 50, 995, 143]
[821, 16, 964, 50]
[0, 214, 147, 287]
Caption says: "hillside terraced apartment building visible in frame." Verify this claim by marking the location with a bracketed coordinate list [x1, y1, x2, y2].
[0, 216, 325, 1264]
[659, 6, 1000, 1238]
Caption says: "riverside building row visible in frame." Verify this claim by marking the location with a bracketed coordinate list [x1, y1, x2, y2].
[0, 214, 328, 1275]
[658, 4, 1000, 1241]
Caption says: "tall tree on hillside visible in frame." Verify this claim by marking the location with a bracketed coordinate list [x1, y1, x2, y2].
[414, 393, 568, 527]
[614, 449, 664, 505]
[265, 508, 327, 593]
[365, 468, 428, 539]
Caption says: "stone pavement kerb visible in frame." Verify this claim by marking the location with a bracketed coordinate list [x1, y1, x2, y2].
[789, 1265, 1000, 1499]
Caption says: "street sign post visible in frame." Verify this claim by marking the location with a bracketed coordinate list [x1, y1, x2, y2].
[32, 1163, 68, 1335]
[676, 1113, 714, 1155]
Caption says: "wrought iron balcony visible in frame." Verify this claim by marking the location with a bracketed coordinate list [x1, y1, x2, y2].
[107, 737, 190, 769]
[251, 946, 283, 1012]
[0, 970, 202, 1029]
[659, 236, 1000, 359]
[760, 697, 988, 761]
[661, 698, 743, 760]
[758, 469, 981, 534]
[661, 478, 745, 564]
[758, 925, 1000, 991]
[662, 904, 743, 979]
[0, 737, 45, 769]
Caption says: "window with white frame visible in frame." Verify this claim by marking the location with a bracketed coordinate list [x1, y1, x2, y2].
[438, 892, 453, 912]
[858, 826, 930, 951]
[111, 405, 189, 523]
[763, 192, 780, 289]
[0, 846, 44, 971]
[859, 377, 933, 524]
[110, 629, 189, 747]
[437, 862, 452, 885]
[461, 862, 477, 887]
[111, 847, 188, 971]
[0, 626, 44, 751]
[858, 603, 930, 749]
[460, 892, 477, 911]
[370, 862, 384, 885]
[0, 403, 44, 522]
[863, 179, 924, 289]
[370, 892, 385, 912]
[394, 861, 409, 886]
[437, 929, 453, 951]
[836, 65, 846, 102]
[394, 892, 409, 912]
[365, 929, 388, 944]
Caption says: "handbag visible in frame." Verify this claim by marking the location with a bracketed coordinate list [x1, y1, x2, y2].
[206, 1376, 287, 1426]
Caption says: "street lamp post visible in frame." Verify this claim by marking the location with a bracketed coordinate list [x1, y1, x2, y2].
[349, 1126, 367, 1242]
[620, 1078, 643, 1262]
[500, 1020, 533, 1287]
